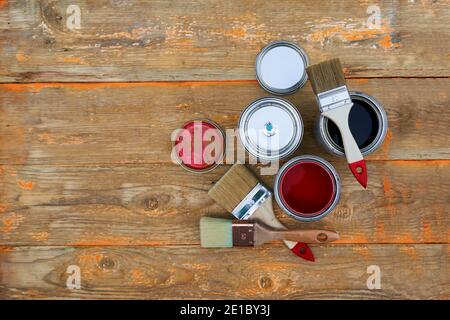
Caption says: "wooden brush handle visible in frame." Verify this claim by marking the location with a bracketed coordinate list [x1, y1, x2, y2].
[253, 197, 315, 261]
[269, 229, 339, 243]
[324, 103, 368, 188]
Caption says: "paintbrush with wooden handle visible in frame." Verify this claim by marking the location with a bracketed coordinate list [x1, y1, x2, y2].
[200, 217, 339, 247]
[307, 58, 368, 188]
[208, 164, 315, 261]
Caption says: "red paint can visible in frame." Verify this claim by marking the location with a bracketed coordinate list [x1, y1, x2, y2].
[274, 155, 341, 222]
[172, 119, 225, 173]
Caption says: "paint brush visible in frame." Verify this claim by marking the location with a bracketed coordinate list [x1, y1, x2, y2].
[208, 164, 315, 261]
[200, 217, 339, 247]
[307, 58, 368, 188]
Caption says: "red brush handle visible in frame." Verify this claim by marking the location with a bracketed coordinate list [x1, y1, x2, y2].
[349, 159, 368, 188]
[291, 243, 315, 262]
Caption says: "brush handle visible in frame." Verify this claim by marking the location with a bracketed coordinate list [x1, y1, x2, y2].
[252, 197, 315, 262]
[268, 229, 339, 243]
[324, 103, 368, 188]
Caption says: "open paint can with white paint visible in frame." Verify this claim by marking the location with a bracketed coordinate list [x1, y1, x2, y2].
[238, 97, 303, 161]
[315, 91, 388, 157]
[256, 41, 309, 95]
[274, 155, 341, 222]
[172, 119, 225, 173]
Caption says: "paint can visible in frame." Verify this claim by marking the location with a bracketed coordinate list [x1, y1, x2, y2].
[256, 41, 309, 95]
[315, 91, 388, 157]
[274, 155, 341, 222]
[238, 97, 303, 161]
[172, 119, 225, 173]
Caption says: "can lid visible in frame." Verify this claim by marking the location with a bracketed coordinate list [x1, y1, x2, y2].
[239, 97, 303, 161]
[256, 41, 309, 95]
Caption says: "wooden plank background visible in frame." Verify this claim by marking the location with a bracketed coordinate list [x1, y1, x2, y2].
[0, 0, 449, 299]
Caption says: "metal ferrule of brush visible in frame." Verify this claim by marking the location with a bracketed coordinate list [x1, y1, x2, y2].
[231, 183, 271, 220]
[316, 85, 352, 113]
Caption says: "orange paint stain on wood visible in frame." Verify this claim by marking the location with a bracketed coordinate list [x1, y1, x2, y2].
[352, 246, 372, 261]
[415, 119, 423, 129]
[59, 56, 88, 65]
[375, 220, 386, 242]
[0, 245, 12, 253]
[129, 268, 147, 285]
[0, 0, 7, 9]
[394, 232, 416, 243]
[420, 221, 436, 243]
[378, 34, 400, 49]
[62, 135, 86, 145]
[15, 52, 31, 62]
[352, 78, 369, 84]
[399, 246, 418, 260]
[77, 253, 104, 264]
[387, 159, 450, 167]
[2, 217, 14, 233]
[0, 80, 256, 93]
[383, 176, 396, 215]
[38, 132, 55, 144]
[306, 21, 400, 49]
[2, 213, 24, 233]
[0, 203, 9, 214]
[380, 128, 393, 157]
[338, 232, 369, 244]
[68, 237, 170, 246]
[30, 231, 49, 241]
[17, 179, 34, 190]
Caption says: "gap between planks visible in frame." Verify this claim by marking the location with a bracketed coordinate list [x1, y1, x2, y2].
[1, 160, 449, 167]
[0, 77, 449, 87]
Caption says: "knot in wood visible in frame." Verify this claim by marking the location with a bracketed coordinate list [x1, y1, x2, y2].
[259, 276, 273, 289]
[145, 197, 159, 210]
[99, 257, 115, 270]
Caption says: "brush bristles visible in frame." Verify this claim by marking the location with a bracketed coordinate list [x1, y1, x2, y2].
[200, 217, 233, 248]
[306, 58, 346, 95]
[208, 164, 259, 213]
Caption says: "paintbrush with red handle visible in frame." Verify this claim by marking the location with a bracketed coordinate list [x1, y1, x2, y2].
[208, 164, 315, 262]
[200, 217, 339, 247]
[307, 59, 368, 188]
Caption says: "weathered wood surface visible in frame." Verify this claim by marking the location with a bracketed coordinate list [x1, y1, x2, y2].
[0, 0, 449, 82]
[0, 161, 448, 246]
[0, 245, 447, 299]
[1, 79, 449, 165]
[1, 0, 449, 300]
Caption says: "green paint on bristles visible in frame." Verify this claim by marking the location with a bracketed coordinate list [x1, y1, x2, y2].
[200, 217, 233, 248]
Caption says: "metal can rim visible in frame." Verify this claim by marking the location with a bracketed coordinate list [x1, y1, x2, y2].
[255, 40, 309, 95]
[274, 155, 341, 222]
[317, 91, 388, 157]
[238, 97, 303, 161]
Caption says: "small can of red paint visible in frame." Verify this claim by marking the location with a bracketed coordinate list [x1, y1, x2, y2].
[315, 91, 388, 157]
[172, 119, 225, 173]
[274, 155, 341, 222]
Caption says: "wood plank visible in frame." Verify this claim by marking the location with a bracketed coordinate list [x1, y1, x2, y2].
[0, 161, 448, 246]
[0, 0, 449, 82]
[0, 245, 447, 299]
[1, 79, 449, 165]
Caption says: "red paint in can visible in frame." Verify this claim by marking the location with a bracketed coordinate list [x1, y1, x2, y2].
[274, 156, 341, 222]
[174, 119, 224, 173]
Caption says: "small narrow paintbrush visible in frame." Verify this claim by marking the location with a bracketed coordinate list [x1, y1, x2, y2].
[200, 217, 339, 248]
[307, 59, 368, 188]
[208, 164, 315, 261]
